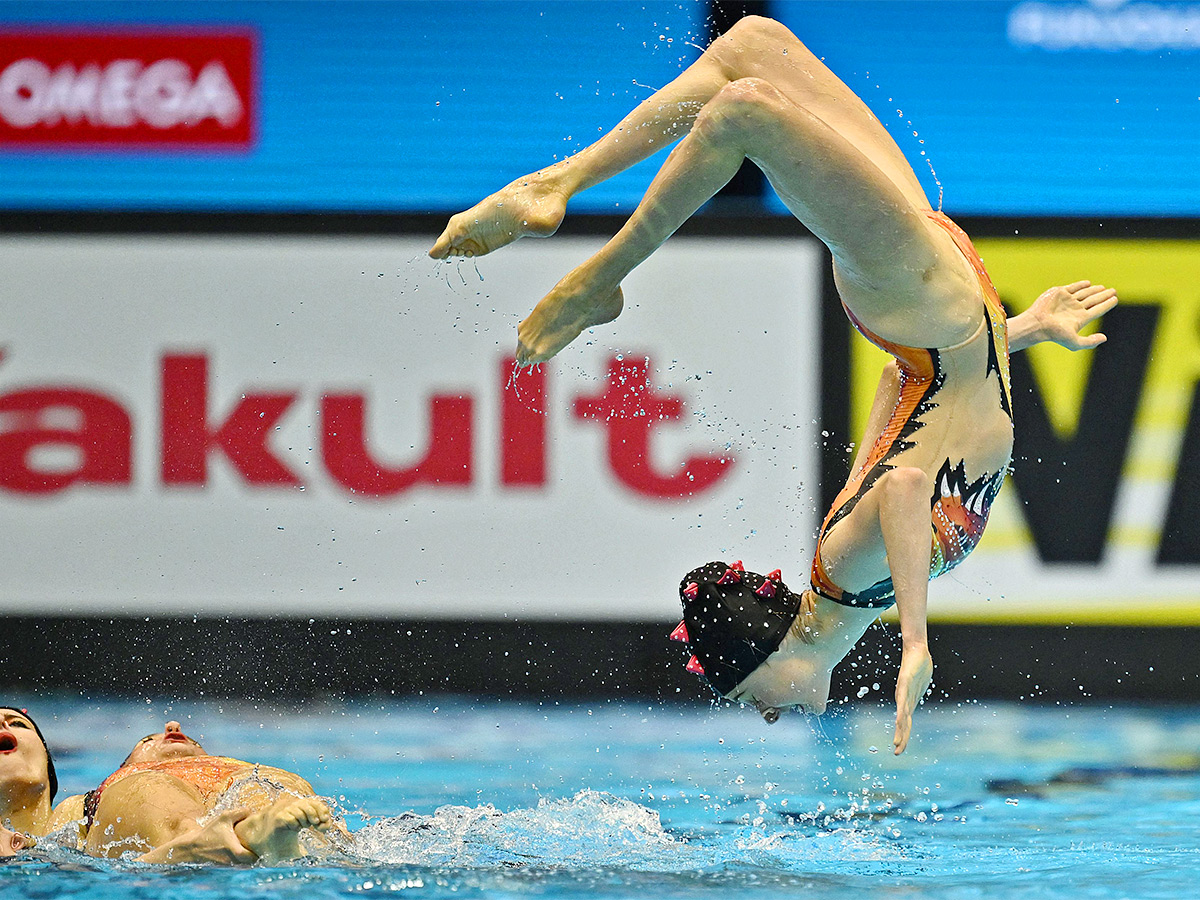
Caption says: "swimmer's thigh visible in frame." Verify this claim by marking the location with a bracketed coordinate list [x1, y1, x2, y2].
[85, 772, 207, 858]
[815, 486, 891, 594]
[709, 16, 929, 211]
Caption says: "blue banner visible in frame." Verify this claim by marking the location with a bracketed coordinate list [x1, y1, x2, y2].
[0, 1, 1195, 216]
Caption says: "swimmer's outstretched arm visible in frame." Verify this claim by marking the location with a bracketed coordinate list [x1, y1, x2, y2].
[1007, 281, 1118, 352]
[875, 467, 935, 756]
[135, 807, 257, 865]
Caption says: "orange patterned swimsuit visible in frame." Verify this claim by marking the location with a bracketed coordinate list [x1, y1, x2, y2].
[810, 212, 1014, 608]
[83, 756, 250, 827]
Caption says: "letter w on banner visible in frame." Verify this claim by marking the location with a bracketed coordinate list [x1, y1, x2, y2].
[0, 29, 255, 148]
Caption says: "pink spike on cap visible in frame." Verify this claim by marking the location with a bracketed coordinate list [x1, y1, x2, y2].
[717, 567, 741, 585]
[685, 655, 705, 675]
[683, 582, 699, 600]
[754, 580, 776, 599]
[731, 560, 745, 572]
[766, 569, 782, 581]
[669, 620, 689, 642]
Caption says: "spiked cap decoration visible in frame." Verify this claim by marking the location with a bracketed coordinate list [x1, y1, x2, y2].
[674, 561, 801, 696]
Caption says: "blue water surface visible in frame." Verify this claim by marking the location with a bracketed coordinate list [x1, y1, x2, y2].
[3, 697, 1199, 899]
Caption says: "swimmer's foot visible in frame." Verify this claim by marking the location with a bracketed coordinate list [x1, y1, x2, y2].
[429, 172, 568, 259]
[233, 796, 332, 864]
[516, 271, 624, 365]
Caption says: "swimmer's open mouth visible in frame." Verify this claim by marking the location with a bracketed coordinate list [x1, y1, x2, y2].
[163, 732, 190, 743]
[0, 733, 17, 753]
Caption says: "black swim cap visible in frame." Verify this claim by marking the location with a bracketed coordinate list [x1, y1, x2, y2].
[0, 707, 58, 803]
[675, 561, 802, 696]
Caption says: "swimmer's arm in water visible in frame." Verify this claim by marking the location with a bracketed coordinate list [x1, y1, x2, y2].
[135, 807, 257, 865]
[1007, 282, 1118, 353]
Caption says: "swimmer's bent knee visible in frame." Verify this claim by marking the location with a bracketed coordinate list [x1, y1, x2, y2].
[879, 466, 928, 498]
[695, 78, 789, 141]
[720, 15, 803, 53]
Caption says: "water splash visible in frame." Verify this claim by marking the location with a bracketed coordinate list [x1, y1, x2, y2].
[345, 789, 907, 874]
[349, 790, 675, 867]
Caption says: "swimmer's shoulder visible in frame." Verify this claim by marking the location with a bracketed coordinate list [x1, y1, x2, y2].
[47, 793, 88, 845]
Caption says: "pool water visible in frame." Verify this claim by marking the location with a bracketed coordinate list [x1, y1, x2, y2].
[4, 696, 1200, 899]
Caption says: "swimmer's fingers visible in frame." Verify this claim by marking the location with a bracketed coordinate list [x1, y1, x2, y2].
[214, 806, 260, 860]
[141, 807, 257, 865]
[1063, 292, 1117, 350]
[216, 806, 255, 827]
[1083, 292, 1119, 315]
[1072, 284, 1118, 308]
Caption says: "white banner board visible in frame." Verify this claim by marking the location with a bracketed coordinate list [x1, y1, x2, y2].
[0, 233, 822, 619]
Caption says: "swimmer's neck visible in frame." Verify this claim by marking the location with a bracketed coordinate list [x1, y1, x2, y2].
[780, 590, 881, 662]
[1, 787, 52, 836]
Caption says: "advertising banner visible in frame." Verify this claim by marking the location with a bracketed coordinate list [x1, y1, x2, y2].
[850, 237, 1200, 624]
[0, 28, 255, 148]
[0, 1, 1195, 216]
[0, 233, 821, 619]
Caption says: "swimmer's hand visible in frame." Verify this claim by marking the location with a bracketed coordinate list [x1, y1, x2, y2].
[893, 643, 933, 755]
[1007, 281, 1118, 353]
[136, 807, 257, 865]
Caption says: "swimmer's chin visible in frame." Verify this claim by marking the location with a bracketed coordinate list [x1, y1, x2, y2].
[728, 656, 833, 722]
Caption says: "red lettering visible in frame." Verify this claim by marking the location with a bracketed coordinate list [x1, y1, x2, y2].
[160, 353, 299, 486]
[500, 357, 546, 486]
[0, 387, 132, 494]
[321, 393, 473, 497]
[573, 355, 733, 499]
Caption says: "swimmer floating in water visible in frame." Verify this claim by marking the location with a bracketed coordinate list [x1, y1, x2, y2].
[430, 17, 1116, 754]
[1, 709, 333, 865]
[76, 719, 334, 863]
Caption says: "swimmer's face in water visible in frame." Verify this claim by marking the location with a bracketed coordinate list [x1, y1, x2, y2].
[122, 720, 206, 766]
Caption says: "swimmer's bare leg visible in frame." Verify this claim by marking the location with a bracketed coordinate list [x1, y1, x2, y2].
[515, 75, 941, 364]
[810, 463, 934, 755]
[233, 796, 332, 864]
[876, 467, 935, 756]
[430, 17, 928, 261]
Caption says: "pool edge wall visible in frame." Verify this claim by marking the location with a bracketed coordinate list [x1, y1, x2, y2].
[3, 614, 1195, 703]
